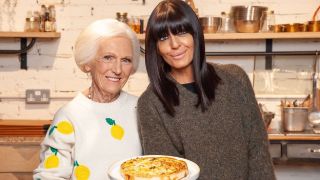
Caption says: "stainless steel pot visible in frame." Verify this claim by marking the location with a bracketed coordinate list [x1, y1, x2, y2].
[199, 17, 222, 33]
[282, 107, 309, 132]
[231, 6, 268, 33]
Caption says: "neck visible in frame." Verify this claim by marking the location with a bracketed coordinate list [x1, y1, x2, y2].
[170, 68, 194, 84]
[87, 85, 120, 103]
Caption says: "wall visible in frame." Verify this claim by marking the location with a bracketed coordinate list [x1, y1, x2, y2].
[0, 0, 320, 128]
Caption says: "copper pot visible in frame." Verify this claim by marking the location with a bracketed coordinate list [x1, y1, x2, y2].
[284, 23, 304, 32]
[307, 21, 320, 32]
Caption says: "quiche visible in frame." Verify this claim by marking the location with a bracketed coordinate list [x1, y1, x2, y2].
[120, 156, 189, 180]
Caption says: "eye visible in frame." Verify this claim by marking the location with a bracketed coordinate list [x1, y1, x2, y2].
[101, 55, 114, 62]
[159, 35, 169, 41]
[121, 58, 132, 64]
[177, 31, 187, 36]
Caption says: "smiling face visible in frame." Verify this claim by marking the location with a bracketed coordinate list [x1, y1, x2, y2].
[85, 36, 134, 100]
[157, 32, 194, 83]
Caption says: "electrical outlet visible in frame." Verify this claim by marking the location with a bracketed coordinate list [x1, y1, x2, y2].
[26, 89, 50, 104]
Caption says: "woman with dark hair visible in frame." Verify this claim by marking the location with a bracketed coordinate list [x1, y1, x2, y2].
[137, 0, 275, 179]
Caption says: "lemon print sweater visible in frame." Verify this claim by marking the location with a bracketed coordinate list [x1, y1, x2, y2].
[33, 91, 142, 180]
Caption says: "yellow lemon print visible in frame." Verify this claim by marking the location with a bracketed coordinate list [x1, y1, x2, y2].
[49, 120, 74, 135]
[106, 118, 125, 140]
[111, 125, 124, 140]
[74, 161, 90, 180]
[44, 147, 59, 169]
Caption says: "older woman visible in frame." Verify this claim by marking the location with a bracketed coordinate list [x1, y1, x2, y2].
[34, 19, 141, 179]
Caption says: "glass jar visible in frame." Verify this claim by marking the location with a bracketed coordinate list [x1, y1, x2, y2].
[261, 10, 275, 32]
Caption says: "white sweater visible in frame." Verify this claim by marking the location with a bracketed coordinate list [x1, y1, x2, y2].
[34, 91, 142, 180]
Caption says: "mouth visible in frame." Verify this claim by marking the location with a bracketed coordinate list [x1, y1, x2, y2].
[106, 76, 121, 82]
[170, 50, 186, 60]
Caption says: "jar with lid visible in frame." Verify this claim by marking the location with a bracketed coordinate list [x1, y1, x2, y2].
[116, 12, 129, 24]
[219, 11, 235, 33]
[24, 11, 40, 32]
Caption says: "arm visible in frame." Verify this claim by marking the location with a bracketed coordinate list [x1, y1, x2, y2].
[137, 93, 181, 157]
[235, 66, 276, 180]
[33, 109, 75, 180]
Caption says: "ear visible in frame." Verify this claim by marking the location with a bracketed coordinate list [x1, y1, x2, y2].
[84, 64, 92, 72]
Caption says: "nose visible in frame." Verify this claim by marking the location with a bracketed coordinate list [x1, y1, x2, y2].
[169, 35, 180, 49]
[112, 59, 122, 75]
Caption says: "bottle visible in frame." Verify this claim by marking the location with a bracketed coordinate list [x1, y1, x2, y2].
[44, 12, 52, 32]
[40, 5, 47, 32]
[48, 5, 56, 32]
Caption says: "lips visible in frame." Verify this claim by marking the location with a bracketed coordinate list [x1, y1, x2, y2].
[106, 76, 121, 82]
[170, 50, 186, 60]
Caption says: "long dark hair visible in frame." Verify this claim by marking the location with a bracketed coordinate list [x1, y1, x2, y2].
[145, 0, 221, 116]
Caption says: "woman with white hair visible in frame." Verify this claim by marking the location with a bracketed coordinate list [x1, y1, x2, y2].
[34, 19, 142, 179]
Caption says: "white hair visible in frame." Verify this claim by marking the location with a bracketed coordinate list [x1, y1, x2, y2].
[74, 19, 140, 73]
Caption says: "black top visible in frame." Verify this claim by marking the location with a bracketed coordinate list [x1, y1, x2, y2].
[182, 82, 196, 93]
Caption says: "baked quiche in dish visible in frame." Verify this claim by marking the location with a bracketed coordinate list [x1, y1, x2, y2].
[120, 156, 188, 180]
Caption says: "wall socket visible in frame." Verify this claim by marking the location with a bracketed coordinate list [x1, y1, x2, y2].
[26, 89, 50, 104]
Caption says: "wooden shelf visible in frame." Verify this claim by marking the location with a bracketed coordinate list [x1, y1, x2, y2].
[137, 32, 320, 41]
[269, 135, 320, 141]
[0, 31, 60, 38]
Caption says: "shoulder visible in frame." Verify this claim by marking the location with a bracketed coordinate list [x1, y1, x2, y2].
[210, 63, 250, 85]
[211, 63, 247, 79]
[137, 85, 161, 108]
[138, 85, 157, 102]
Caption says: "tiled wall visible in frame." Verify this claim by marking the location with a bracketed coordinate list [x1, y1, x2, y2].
[0, 0, 320, 127]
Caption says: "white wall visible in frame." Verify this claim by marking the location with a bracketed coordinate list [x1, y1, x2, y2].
[0, 0, 320, 128]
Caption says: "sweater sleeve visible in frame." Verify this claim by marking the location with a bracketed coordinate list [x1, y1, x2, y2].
[137, 92, 181, 157]
[234, 65, 276, 180]
[33, 109, 75, 180]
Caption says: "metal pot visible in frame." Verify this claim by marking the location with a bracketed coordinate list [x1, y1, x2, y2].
[199, 17, 222, 33]
[282, 107, 309, 132]
[231, 6, 268, 33]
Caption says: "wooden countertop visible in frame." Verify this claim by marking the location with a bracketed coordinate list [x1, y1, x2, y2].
[1, 120, 320, 141]
[0, 120, 51, 136]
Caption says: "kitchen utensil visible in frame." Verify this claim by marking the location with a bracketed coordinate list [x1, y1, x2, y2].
[283, 107, 309, 132]
[307, 21, 320, 32]
[259, 103, 275, 128]
[199, 16, 222, 33]
[308, 51, 320, 133]
[219, 11, 235, 33]
[231, 6, 268, 33]
[284, 23, 304, 32]
[308, 5, 320, 32]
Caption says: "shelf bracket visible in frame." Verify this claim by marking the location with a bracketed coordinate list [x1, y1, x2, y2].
[265, 39, 273, 70]
[0, 38, 37, 70]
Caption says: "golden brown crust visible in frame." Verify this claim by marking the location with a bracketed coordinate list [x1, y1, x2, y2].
[120, 156, 188, 180]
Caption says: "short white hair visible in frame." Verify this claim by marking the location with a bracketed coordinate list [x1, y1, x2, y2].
[74, 19, 140, 73]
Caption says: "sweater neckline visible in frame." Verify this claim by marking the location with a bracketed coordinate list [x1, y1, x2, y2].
[76, 91, 127, 109]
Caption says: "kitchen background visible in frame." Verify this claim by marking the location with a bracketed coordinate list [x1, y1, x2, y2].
[0, 0, 320, 132]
